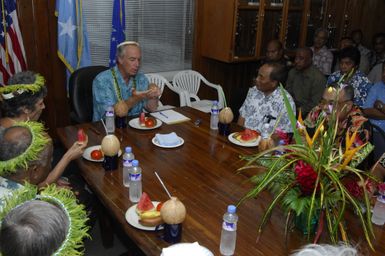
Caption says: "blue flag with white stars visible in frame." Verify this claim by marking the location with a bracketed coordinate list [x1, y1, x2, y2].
[56, 0, 91, 76]
[109, 0, 126, 67]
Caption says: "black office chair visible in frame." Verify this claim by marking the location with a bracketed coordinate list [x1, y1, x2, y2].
[68, 66, 109, 124]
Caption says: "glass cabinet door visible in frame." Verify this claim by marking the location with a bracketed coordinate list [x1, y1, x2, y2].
[234, 9, 259, 58]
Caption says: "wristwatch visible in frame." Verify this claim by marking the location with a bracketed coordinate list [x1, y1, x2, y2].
[377, 103, 384, 110]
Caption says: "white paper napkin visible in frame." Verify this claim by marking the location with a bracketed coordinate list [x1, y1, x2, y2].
[155, 132, 180, 146]
[162, 242, 212, 256]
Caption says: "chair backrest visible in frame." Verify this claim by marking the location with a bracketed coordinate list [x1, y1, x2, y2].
[172, 70, 203, 101]
[69, 66, 109, 123]
[145, 73, 173, 106]
[172, 70, 225, 108]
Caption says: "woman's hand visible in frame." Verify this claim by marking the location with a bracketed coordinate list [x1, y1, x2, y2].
[65, 136, 88, 161]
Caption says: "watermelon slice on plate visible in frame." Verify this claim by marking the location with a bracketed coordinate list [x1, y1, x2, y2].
[136, 192, 155, 214]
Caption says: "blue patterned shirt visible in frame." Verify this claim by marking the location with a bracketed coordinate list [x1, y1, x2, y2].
[327, 70, 372, 107]
[363, 81, 385, 132]
[0, 176, 23, 208]
[92, 66, 149, 121]
[239, 87, 296, 133]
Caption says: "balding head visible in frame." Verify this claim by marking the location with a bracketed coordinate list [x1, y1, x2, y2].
[0, 126, 32, 161]
[0, 125, 53, 185]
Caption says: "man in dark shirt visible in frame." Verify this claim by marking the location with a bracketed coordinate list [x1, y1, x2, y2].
[286, 48, 326, 117]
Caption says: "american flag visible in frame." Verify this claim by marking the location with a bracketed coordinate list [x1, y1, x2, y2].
[0, 0, 27, 85]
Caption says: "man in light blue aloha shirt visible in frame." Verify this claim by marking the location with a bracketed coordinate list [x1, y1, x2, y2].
[93, 41, 160, 121]
[327, 47, 372, 108]
[363, 62, 385, 161]
[238, 62, 296, 133]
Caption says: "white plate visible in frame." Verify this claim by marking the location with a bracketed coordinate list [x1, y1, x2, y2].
[228, 132, 261, 147]
[125, 201, 163, 231]
[152, 136, 184, 148]
[161, 243, 214, 256]
[82, 145, 122, 162]
[129, 117, 162, 130]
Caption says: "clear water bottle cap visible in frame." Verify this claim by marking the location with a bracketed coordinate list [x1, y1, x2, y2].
[125, 146, 132, 153]
[213, 100, 218, 105]
[132, 160, 139, 167]
[227, 205, 236, 214]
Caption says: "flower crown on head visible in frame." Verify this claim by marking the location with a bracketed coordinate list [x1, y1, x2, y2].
[0, 183, 90, 256]
[0, 74, 45, 100]
[0, 121, 50, 176]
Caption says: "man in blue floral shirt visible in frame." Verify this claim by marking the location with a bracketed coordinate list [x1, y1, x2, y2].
[92, 41, 161, 121]
[327, 46, 372, 107]
[238, 62, 295, 133]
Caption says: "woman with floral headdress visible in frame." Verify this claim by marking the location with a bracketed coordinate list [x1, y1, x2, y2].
[0, 71, 87, 188]
[0, 184, 90, 256]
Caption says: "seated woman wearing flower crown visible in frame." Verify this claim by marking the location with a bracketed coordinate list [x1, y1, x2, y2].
[305, 85, 370, 148]
[0, 71, 87, 188]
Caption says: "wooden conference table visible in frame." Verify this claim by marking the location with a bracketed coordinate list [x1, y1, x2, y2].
[57, 107, 385, 255]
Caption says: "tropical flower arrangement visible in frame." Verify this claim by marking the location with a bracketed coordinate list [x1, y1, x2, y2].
[238, 86, 377, 249]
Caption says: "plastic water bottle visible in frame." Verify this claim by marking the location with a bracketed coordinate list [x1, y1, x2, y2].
[105, 105, 115, 134]
[220, 205, 238, 255]
[274, 139, 286, 156]
[261, 123, 271, 139]
[129, 160, 142, 203]
[371, 191, 385, 225]
[210, 100, 219, 130]
[122, 147, 135, 187]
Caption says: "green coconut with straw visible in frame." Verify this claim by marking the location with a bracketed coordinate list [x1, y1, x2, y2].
[218, 88, 234, 124]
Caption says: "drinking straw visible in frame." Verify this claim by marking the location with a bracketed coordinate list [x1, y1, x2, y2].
[154, 171, 172, 199]
[100, 118, 108, 135]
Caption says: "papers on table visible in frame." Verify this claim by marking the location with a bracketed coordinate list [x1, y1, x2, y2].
[150, 110, 190, 124]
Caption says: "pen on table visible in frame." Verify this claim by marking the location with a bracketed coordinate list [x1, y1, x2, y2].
[159, 111, 168, 119]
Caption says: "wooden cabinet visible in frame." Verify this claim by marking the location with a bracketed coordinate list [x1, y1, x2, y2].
[201, 0, 310, 63]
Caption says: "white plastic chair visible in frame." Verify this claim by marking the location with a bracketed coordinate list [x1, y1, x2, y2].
[145, 73, 188, 111]
[172, 70, 225, 113]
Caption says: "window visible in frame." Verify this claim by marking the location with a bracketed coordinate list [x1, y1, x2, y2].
[83, 0, 194, 73]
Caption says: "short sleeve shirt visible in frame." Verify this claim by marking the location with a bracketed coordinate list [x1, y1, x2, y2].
[362, 81, 385, 132]
[311, 46, 334, 75]
[0, 176, 23, 208]
[239, 87, 296, 133]
[327, 70, 372, 107]
[92, 66, 149, 121]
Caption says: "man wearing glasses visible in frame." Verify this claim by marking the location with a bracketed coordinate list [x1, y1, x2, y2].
[305, 85, 369, 147]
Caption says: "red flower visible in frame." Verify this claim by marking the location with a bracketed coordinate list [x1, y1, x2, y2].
[295, 161, 318, 195]
[344, 179, 363, 198]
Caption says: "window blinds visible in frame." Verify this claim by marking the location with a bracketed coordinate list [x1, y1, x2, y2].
[83, 0, 194, 73]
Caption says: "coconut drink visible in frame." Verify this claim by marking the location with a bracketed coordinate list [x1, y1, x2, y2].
[218, 107, 234, 136]
[101, 134, 120, 171]
[160, 197, 186, 244]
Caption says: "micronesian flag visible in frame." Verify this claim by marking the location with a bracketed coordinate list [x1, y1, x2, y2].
[109, 0, 125, 67]
[56, 0, 91, 81]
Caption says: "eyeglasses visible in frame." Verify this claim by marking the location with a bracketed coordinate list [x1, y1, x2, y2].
[320, 99, 351, 106]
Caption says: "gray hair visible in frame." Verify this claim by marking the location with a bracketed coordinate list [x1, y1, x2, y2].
[0, 200, 69, 256]
[116, 41, 140, 59]
[341, 85, 355, 101]
[7, 71, 36, 85]
[0, 126, 32, 161]
[291, 243, 358, 256]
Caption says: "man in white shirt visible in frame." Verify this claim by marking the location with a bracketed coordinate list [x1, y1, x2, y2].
[238, 62, 296, 133]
